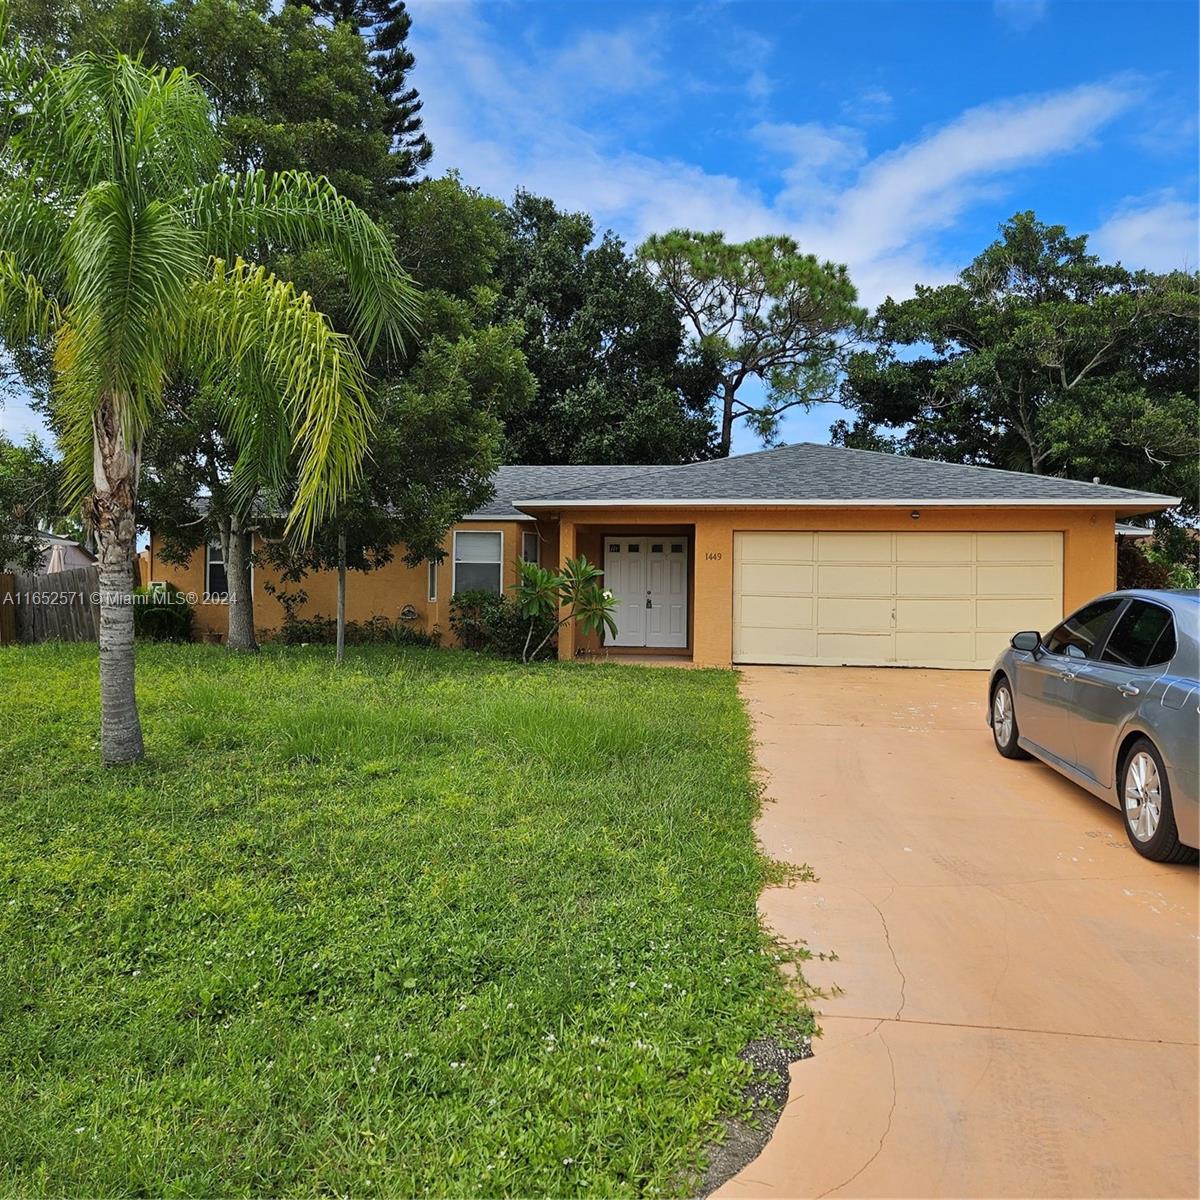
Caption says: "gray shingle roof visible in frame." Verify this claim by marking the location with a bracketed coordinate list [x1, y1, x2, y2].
[505, 443, 1179, 511]
[467, 463, 663, 519]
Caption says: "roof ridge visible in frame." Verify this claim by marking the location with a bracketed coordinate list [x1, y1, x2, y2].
[787, 441, 1171, 497]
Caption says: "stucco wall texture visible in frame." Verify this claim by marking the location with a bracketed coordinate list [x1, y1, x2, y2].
[149, 505, 1118, 665]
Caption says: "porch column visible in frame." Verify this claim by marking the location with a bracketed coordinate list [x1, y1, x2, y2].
[557, 517, 577, 660]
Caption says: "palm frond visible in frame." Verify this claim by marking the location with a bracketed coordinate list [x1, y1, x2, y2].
[0, 250, 59, 340]
[61, 184, 202, 433]
[183, 170, 421, 356]
[182, 258, 375, 539]
[0, 181, 70, 295]
[4, 50, 219, 206]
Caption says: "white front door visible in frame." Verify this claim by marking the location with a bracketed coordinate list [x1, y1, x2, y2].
[605, 536, 688, 648]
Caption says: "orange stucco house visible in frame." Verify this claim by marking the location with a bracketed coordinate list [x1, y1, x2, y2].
[147, 442, 1178, 669]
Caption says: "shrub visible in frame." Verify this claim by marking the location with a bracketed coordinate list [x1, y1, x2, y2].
[449, 588, 556, 659]
[271, 608, 441, 647]
[132, 583, 194, 642]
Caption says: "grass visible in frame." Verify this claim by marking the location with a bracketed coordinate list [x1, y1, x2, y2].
[0, 643, 809, 1198]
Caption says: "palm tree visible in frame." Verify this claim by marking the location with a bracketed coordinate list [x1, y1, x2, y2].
[0, 33, 419, 764]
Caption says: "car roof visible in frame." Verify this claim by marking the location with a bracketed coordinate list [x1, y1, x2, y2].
[1101, 589, 1200, 612]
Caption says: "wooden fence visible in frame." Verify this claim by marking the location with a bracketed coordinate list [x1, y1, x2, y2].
[0, 564, 100, 645]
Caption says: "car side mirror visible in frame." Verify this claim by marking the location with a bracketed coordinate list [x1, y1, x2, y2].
[1011, 630, 1041, 654]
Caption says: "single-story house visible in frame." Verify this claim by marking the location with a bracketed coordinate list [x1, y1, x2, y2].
[146, 442, 1178, 668]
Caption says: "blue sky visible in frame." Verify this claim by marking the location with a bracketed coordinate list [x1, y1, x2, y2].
[3, 0, 1197, 454]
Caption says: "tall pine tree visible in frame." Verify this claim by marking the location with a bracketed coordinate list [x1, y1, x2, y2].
[288, 0, 433, 189]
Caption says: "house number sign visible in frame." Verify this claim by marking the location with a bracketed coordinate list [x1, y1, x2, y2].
[704, 552, 723, 561]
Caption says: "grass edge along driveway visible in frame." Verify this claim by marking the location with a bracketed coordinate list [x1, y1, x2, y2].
[0, 643, 810, 1197]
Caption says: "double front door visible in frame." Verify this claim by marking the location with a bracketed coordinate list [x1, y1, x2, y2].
[604, 536, 688, 648]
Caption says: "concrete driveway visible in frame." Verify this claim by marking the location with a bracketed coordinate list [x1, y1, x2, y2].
[718, 667, 1199, 1200]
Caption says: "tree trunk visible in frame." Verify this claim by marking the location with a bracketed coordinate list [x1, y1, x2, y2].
[336, 528, 346, 666]
[224, 512, 258, 652]
[87, 394, 145, 766]
[718, 381, 735, 457]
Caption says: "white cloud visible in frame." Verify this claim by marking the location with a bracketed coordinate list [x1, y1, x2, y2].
[1092, 193, 1199, 272]
[841, 87, 894, 124]
[994, 0, 1049, 32]
[799, 81, 1140, 269]
[408, 2, 1142, 305]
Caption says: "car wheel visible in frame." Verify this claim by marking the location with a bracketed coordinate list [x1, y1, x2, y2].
[991, 677, 1028, 760]
[1120, 737, 1198, 864]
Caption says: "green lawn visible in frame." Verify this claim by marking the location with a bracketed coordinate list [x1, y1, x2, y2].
[0, 643, 808, 1197]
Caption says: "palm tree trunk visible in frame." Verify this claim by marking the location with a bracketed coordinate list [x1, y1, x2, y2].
[89, 394, 145, 765]
[224, 512, 258, 652]
[336, 528, 346, 666]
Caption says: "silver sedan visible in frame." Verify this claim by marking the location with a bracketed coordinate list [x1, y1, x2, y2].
[988, 589, 1199, 863]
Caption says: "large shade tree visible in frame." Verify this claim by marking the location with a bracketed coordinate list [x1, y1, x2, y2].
[495, 193, 720, 465]
[0, 39, 418, 763]
[639, 230, 864, 455]
[837, 212, 1199, 518]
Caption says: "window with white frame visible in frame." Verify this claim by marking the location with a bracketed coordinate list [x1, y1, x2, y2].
[521, 530, 539, 565]
[453, 531, 502, 595]
[205, 541, 228, 598]
[427, 559, 438, 602]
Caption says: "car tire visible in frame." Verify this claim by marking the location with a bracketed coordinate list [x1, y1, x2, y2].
[1120, 737, 1198, 864]
[991, 676, 1029, 760]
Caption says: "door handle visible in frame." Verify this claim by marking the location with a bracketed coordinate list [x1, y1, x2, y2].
[645, 597, 652, 609]
[1117, 684, 1140, 697]
[1060, 671, 1077, 681]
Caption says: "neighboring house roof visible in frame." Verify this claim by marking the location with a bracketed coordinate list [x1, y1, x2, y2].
[507, 443, 1180, 512]
[1116, 523, 1152, 537]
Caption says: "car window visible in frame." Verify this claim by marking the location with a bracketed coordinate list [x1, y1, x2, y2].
[1099, 600, 1176, 669]
[1043, 598, 1124, 659]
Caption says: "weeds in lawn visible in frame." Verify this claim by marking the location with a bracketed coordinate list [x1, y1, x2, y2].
[0, 643, 811, 1197]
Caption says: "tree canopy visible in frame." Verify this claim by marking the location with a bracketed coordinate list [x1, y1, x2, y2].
[837, 212, 1199, 518]
[495, 193, 720, 465]
[639, 229, 865, 455]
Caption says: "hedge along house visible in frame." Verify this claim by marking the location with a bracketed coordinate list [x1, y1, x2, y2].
[147, 443, 1178, 666]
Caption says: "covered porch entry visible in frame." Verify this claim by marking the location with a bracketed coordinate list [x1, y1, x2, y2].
[565, 522, 695, 657]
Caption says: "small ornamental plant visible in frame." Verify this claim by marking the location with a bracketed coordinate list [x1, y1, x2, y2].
[512, 555, 618, 663]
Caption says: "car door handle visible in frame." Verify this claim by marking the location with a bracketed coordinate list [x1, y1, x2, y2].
[1060, 671, 1077, 681]
[1117, 684, 1139, 697]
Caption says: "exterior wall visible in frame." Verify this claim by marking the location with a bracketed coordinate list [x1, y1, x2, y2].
[150, 505, 1121, 661]
[550, 506, 1120, 668]
[146, 518, 554, 644]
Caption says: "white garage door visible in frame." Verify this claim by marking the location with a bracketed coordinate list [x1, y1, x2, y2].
[733, 531, 1064, 668]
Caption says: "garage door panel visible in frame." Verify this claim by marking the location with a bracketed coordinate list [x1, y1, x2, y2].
[976, 597, 1062, 632]
[819, 533, 893, 561]
[977, 563, 1059, 595]
[895, 597, 973, 631]
[733, 530, 1063, 669]
[896, 631, 975, 663]
[736, 625, 816, 661]
[894, 533, 973, 562]
[975, 532, 1061, 562]
[896, 564, 973, 596]
[817, 562, 893, 595]
[738, 594, 813, 627]
[817, 596, 893, 631]
[739, 561, 813, 594]
[736, 531, 814, 562]
[817, 632, 893, 662]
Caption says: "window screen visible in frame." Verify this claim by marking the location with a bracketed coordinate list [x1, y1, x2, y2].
[521, 531, 539, 564]
[454, 531, 502, 594]
[206, 542, 228, 597]
[1043, 599, 1122, 659]
[1100, 601, 1175, 669]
